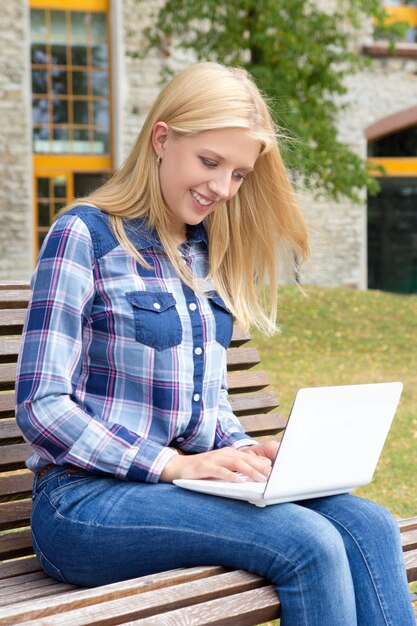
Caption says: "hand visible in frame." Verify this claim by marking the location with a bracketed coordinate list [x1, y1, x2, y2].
[239, 439, 280, 463]
[160, 446, 273, 484]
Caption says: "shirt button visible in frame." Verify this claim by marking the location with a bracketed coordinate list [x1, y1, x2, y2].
[189, 302, 197, 311]
[194, 347, 203, 355]
[176, 437, 185, 442]
[193, 393, 200, 402]
[153, 302, 161, 310]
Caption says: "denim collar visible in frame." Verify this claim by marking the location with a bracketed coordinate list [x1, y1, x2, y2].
[124, 218, 208, 250]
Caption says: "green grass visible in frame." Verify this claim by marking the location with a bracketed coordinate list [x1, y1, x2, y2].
[251, 285, 417, 518]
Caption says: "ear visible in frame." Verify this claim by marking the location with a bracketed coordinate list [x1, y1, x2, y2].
[151, 121, 169, 158]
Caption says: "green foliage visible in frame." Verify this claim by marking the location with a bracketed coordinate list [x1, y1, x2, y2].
[136, 0, 406, 202]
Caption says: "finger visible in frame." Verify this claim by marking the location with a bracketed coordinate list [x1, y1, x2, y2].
[232, 458, 269, 482]
[246, 441, 279, 461]
[237, 449, 272, 471]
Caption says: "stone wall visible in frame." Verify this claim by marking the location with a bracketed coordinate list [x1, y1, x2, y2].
[0, 0, 33, 281]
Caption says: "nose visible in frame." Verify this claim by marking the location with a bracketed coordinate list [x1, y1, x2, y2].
[208, 171, 233, 201]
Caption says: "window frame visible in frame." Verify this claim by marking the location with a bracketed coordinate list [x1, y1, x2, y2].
[29, 0, 112, 260]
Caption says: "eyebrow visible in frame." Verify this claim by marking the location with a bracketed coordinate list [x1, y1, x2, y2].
[201, 149, 255, 172]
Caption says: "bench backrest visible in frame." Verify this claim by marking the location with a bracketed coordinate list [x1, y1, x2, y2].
[0, 282, 285, 579]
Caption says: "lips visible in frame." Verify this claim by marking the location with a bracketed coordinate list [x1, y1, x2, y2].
[190, 189, 215, 208]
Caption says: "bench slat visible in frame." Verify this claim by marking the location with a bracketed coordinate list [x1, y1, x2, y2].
[0, 309, 27, 335]
[399, 516, 417, 531]
[230, 328, 251, 347]
[401, 527, 417, 552]
[0, 290, 31, 310]
[0, 363, 16, 391]
[0, 529, 33, 561]
[239, 412, 286, 436]
[0, 283, 31, 291]
[0, 571, 269, 626]
[0, 419, 22, 440]
[228, 391, 279, 415]
[0, 580, 77, 609]
[0, 471, 33, 498]
[0, 557, 41, 580]
[0, 443, 32, 467]
[0, 308, 26, 326]
[0, 566, 227, 624]
[0, 394, 15, 418]
[404, 549, 417, 583]
[226, 348, 260, 370]
[227, 371, 269, 393]
[0, 337, 21, 362]
[128, 586, 280, 626]
[0, 500, 31, 528]
[0, 571, 50, 590]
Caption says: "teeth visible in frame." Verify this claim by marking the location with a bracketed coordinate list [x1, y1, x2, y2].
[191, 190, 212, 206]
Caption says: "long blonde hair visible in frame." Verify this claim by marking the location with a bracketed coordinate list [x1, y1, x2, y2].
[66, 62, 309, 334]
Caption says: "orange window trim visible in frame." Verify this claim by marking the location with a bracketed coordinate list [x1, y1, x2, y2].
[368, 157, 417, 177]
[384, 6, 417, 27]
[30, 0, 109, 11]
[34, 155, 112, 171]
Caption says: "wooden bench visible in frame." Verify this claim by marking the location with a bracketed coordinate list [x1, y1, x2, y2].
[0, 281, 416, 625]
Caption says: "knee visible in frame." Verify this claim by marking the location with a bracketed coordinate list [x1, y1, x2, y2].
[359, 499, 400, 542]
[348, 497, 397, 531]
[270, 520, 351, 590]
[279, 517, 349, 574]
[305, 523, 348, 570]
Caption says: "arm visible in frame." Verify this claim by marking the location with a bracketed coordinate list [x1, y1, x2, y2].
[16, 214, 176, 482]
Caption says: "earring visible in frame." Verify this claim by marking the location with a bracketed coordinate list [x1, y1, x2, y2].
[156, 154, 162, 166]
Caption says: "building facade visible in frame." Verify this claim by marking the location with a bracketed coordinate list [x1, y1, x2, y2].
[1, 0, 416, 292]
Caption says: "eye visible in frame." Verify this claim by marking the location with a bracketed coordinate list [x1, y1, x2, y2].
[199, 157, 217, 168]
[233, 171, 247, 182]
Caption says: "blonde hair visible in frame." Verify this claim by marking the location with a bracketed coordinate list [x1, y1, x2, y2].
[65, 62, 309, 334]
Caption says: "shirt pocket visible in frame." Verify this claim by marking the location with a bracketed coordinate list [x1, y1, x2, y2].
[207, 291, 234, 349]
[126, 291, 182, 351]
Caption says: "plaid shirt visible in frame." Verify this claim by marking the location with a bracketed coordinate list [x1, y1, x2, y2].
[16, 205, 255, 482]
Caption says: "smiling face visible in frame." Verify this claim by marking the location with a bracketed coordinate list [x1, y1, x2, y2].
[152, 123, 262, 242]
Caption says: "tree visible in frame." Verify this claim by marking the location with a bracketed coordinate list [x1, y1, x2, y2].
[136, 0, 405, 202]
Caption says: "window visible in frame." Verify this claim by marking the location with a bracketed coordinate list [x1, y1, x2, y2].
[368, 178, 417, 293]
[367, 115, 417, 293]
[30, 6, 110, 154]
[29, 0, 112, 255]
[368, 126, 417, 157]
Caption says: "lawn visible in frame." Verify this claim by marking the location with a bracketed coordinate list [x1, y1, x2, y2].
[250, 285, 417, 518]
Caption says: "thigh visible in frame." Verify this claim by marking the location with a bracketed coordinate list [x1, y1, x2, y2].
[32, 470, 349, 587]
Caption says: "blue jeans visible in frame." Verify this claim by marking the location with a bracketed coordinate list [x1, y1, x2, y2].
[31, 467, 414, 626]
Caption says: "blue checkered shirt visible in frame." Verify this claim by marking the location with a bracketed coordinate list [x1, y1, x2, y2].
[16, 205, 255, 482]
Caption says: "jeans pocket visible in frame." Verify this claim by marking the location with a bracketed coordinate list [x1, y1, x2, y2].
[126, 291, 182, 351]
[207, 291, 234, 348]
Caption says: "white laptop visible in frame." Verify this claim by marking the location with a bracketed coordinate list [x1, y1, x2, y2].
[174, 382, 403, 507]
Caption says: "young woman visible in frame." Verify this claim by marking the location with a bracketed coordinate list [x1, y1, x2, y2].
[16, 62, 414, 625]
